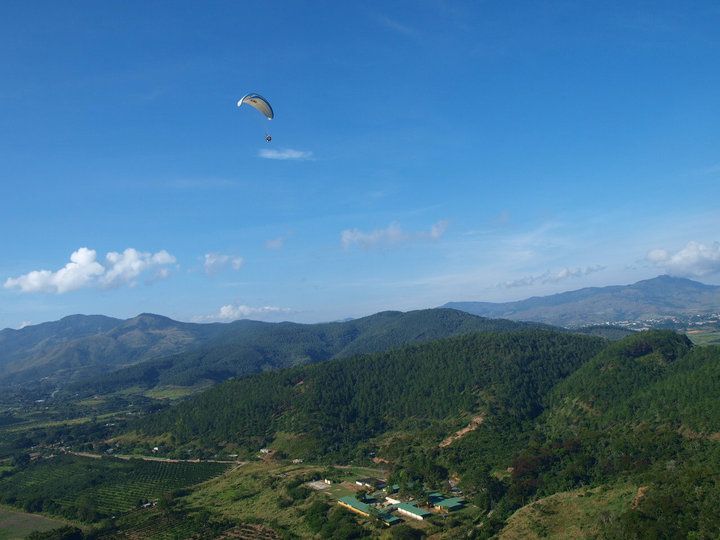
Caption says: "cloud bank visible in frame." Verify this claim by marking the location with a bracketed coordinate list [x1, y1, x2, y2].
[647, 241, 720, 277]
[258, 148, 313, 160]
[4, 247, 176, 294]
[203, 252, 244, 275]
[341, 220, 448, 250]
[501, 265, 606, 289]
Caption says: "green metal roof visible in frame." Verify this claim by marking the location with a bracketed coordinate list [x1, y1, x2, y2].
[379, 512, 401, 525]
[396, 503, 431, 517]
[338, 496, 372, 514]
[436, 497, 465, 508]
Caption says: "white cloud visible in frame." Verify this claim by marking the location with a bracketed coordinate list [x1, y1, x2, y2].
[4, 247, 104, 294]
[4, 247, 175, 294]
[265, 236, 285, 250]
[203, 252, 244, 275]
[102, 249, 176, 288]
[646, 241, 720, 277]
[341, 222, 406, 249]
[258, 148, 313, 161]
[198, 304, 293, 322]
[500, 265, 606, 289]
[341, 220, 448, 250]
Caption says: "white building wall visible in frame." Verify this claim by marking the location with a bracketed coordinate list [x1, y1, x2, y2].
[397, 507, 425, 521]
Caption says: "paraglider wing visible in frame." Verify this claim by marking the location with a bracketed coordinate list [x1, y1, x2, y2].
[237, 93, 274, 120]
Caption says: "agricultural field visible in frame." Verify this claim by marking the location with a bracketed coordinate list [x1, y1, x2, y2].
[0, 506, 70, 540]
[0, 455, 230, 522]
[100, 508, 227, 540]
[101, 460, 390, 539]
[143, 382, 212, 401]
[687, 328, 720, 346]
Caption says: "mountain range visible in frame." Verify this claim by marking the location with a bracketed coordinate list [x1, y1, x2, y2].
[2, 277, 720, 538]
[0, 308, 542, 390]
[4, 274, 715, 391]
[443, 275, 720, 327]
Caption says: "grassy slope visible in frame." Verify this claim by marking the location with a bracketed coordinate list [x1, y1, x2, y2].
[499, 485, 636, 540]
[499, 334, 720, 539]
[185, 462, 318, 536]
[687, 328, 720, 346]
[0, 505, 71, 540]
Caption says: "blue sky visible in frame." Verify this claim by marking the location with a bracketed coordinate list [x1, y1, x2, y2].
[2, 1, 720, 329]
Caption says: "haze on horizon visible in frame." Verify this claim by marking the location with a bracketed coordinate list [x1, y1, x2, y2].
[2, 1, 719, 330]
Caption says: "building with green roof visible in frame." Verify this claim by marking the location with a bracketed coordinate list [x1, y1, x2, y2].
[379, 512, 402, 526]
[338, 496, 401, 526]
[396, 503, 431, 520]
[338, 496, 372, 517]
[434, 496, 466, 512]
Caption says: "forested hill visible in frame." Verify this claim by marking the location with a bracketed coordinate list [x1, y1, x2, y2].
[69, 308, 547, 394]
[134, 330, 607, 459]
[0, 308, 541, 389]
[499, 331, 720, 538]
[131, 329, 720, 537]
[443, 275, 720, 327]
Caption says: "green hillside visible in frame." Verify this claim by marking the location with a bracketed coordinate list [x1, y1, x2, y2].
[133, 330, 605, 461]
[499, 332, 720, 539]
[69, 308, 545, 395]
[129, 330, 720, 538]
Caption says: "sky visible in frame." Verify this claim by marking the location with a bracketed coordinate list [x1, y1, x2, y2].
[1, 1, 720, 329]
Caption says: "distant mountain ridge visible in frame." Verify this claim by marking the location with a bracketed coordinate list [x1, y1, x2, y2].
[0, 313, 228, 385]
[70, 309, 547, 394]
[443, 275, 720, 327]
[0, 309, 542, 389]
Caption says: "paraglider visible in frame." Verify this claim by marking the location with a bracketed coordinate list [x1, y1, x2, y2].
[237, 93, 274, 142]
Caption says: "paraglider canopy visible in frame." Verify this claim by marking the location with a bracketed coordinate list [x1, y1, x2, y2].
[237, 93, 274, 120]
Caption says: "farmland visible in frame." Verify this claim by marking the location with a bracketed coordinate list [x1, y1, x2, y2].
[687, 327, 720, 346]
[0, 455, 230, 521]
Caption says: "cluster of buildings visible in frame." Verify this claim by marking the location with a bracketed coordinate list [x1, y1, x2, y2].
[336, 477, 466, 527]
[598, 313, 720, 331]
